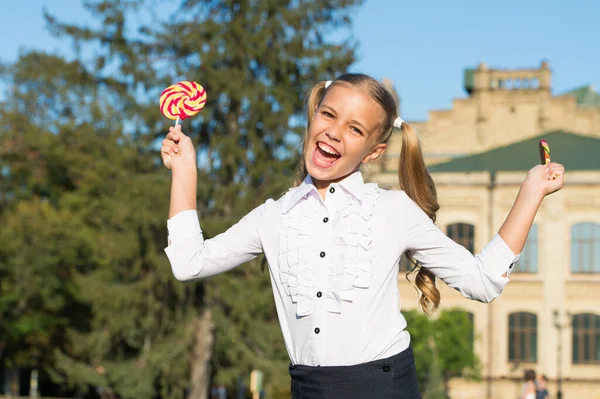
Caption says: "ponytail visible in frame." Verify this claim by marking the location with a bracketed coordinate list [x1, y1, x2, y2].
[398, 122, 441, 315]
[293, 81, 328, 186]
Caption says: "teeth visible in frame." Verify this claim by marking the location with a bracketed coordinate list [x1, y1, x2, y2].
[318, 142, 340, 156]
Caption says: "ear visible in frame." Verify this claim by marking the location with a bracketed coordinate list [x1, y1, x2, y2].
[361, 143, 387, 164]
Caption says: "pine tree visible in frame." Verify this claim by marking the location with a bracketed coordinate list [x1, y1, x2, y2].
[0, 53, 98, 377]
[5, 0, 367, 397]
[1, 50, 191, 398]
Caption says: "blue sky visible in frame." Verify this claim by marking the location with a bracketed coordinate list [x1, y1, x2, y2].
[1, 0, 598, 121]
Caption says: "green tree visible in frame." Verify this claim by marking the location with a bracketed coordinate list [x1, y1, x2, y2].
[433, 308, 480, 395]
[403, 308, 480, 396]
[0, 0, 365, 397]
[424, 343, 446, 399]
[403, 309, 433, 390]
[0, 53, 96, 376]
[1, 50, 190, 398]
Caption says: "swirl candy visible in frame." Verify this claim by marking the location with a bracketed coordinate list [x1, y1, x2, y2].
[539, 140, 551, 165]
[160, 81, 207, 123]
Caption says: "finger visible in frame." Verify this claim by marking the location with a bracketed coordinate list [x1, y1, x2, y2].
[166, 131, 180, 142]
[163, 154, 172, 170]
[174, 125, 187, 140]
[548, 167, 564, 178]
[161, 145, 176, 157]
[163, 139, 177, 149]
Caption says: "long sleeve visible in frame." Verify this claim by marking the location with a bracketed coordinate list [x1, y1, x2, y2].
[403, 197, 520, 303]
[164, 204, 265, 281]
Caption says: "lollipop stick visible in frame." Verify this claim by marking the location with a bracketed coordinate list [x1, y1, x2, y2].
[175, 116, 180, 128]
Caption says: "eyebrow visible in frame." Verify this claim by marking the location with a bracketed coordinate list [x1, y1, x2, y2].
[320, 104, 369, 133]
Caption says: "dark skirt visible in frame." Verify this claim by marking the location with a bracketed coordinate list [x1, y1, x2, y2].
[289, 346, 422, 399]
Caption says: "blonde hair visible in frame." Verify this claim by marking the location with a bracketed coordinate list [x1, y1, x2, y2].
[295, 73, 441, 314]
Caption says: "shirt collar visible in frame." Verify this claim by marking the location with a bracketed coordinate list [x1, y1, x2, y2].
[338, 170, 366, 202]
[283, 170, 366, 213]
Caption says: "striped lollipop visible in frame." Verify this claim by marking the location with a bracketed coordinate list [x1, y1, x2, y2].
[539, 140, 551, 165]
[160, 81, 207, 125]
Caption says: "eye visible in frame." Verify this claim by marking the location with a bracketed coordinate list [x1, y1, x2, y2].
[350, 126, 363, 135]
[321, 111, 334, 118]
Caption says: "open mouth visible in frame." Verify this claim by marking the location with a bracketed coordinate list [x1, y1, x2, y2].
[313, 141, 341, 167]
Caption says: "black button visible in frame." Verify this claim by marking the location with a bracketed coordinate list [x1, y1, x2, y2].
[382, 364, 390, 372]
[320, 251, 326, 258]
[329, 187, 335, 193]
[317, 365, 321, 367]
[509, 263, 514, 269]
[323, 217, 329, 223]
[316, 291, 322, 298]
[314, 327, 320, 334]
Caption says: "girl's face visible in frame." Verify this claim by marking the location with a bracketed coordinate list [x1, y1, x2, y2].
[304, 83, 388, 185]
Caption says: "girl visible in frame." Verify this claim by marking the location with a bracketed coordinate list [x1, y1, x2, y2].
[161, 74, 564, 398]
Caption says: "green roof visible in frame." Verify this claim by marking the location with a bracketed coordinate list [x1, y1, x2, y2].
[428, 131, 600, 173]
[563, 85, 600, 107]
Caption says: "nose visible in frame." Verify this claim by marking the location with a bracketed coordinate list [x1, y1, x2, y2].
[325, 122, 343, 142]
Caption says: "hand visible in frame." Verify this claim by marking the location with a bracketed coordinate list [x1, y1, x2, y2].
[522, 162, 565, 198]
[161, 126, 197, 171]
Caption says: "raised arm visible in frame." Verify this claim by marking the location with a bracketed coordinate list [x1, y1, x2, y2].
[498, 162, 564, 256]
[161, 126, 265, 281]
[161, 125, 198, 218]
[405, 162, 564, 303]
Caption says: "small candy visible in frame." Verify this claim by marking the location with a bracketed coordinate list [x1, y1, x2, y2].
[160, 81, 207, 121]
[539, 140, 551, 165]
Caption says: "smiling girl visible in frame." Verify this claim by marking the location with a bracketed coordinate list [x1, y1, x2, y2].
[161, 74, 564, 398]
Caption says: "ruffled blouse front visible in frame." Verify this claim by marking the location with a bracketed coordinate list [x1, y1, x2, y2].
[278, 174, 379, 316]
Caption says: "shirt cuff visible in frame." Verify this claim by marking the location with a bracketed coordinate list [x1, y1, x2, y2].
[485, 234, 521, 279]
[167, 209, 201, 245]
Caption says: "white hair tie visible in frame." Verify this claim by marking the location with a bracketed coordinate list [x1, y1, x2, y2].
[393, 117, 404, 129]
[325, 80, 333, 88]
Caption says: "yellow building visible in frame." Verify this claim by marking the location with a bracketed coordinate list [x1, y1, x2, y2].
[372, 62, 600, 399]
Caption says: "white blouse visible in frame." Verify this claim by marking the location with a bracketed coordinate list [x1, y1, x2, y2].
[164, 171, 520, 367]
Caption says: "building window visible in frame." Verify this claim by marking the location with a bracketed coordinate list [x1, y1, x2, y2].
[572, 313, 600, 364]
[508, 312, 537, 362]
[515, 225, 538, 273]
[447, 223, 475, 253]
[571, 223, 600, 273]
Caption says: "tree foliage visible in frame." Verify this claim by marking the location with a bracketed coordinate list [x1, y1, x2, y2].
[1, 0, 364, 397]
[403, 308, 480, 396]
